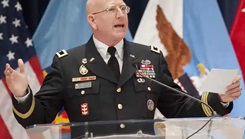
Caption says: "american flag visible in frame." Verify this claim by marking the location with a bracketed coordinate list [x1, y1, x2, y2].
[0, 0, 43, 138]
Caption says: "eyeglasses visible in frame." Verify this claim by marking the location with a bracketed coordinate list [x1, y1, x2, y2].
[92, 5, 130, 15]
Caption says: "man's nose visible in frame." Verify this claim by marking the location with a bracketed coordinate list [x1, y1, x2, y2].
[116, 7, 125, 18]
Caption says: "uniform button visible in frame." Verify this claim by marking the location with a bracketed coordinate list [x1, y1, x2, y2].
[81, 90, 85, 95]
[118, 104, 123, 110]
[117, 87, 122, 93]
[120, 124, 125, 128]
[148, 87, 151, 91]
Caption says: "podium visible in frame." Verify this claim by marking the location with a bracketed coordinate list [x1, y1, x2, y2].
[26, 117, 245, 139]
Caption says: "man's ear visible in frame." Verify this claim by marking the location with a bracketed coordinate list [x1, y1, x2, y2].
[87, 14, 97, 30]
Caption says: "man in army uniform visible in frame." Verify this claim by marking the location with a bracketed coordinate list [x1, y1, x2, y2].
[4, 0, 242, 138]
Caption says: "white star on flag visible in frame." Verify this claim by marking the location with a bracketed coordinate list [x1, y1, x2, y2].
[12, 18, 21, 27]
[25, 38, 33, 47]
[6, 51, 15, 61]
[14, 2, 22, 11]
[0, 32, 3, 40]
[1, 0, 9, 8]
[9, 34, 18, 44]
[0, 15, 7, 24]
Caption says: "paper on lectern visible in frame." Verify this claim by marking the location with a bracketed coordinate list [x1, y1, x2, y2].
[197, 69, 238, 94]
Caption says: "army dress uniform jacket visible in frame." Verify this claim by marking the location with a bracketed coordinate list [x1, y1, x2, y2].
[12, 37, 232, 137]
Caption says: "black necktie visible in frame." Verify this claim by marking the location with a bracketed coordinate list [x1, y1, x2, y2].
[107, 47, 120, 81]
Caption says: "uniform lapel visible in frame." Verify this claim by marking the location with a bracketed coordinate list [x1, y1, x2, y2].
[118, 40, 138, 87]
[84, 37, 118, 84]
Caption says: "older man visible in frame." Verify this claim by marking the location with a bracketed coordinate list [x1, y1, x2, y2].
[4, 0, 241, 137]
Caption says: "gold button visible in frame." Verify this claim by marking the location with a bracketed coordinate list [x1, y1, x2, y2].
[117, 87, 122, 93]
[120, 124, 125, 128]
[81, 90, 85, 95]
[118, 104, 123, 110]
[148, 87, 151, 91]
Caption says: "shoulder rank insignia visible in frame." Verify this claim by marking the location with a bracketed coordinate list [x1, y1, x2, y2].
[150, 45, 160, 54]
[56, 50, 68, 58]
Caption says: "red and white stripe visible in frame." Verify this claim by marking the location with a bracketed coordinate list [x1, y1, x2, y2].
[0, 82, 30, 139]
[0, 56, 43, 139]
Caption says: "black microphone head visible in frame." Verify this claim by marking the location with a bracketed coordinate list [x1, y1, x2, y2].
[132, 61, 141, 70]
[132, 61, 140, 66]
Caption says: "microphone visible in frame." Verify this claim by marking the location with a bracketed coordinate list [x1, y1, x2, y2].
[132, 61, 218, 116]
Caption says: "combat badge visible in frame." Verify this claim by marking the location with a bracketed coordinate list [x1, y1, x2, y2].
[147, 99, 154, 111]
[135, 62, 156, 78]
[141, 59, 151, 65]
[79, 64, 88, 75]
[81, 103, 89, 116]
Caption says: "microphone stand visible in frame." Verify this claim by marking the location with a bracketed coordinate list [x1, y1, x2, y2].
[134, 64, 219, 139]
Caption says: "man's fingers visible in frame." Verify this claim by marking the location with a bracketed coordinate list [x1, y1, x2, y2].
[6, 63, 10, 68]
[18, 59, 25, 74]
[232, 75, 241, 83]
[226, 87, 241, 96]
[4, 69, 9, 76]
[4, 63, 14, 76]
[228, 93, 241, 100]
[226, 82, 240, 91]
[5, 75, 12, 84]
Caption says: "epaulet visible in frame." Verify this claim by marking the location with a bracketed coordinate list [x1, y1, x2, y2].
[150, 45, 160, 54]
[56, 50, 68, 58]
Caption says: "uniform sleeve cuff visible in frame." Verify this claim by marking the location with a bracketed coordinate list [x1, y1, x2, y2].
[220, 102, 230, 108]
[14, 87, 31, 103]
